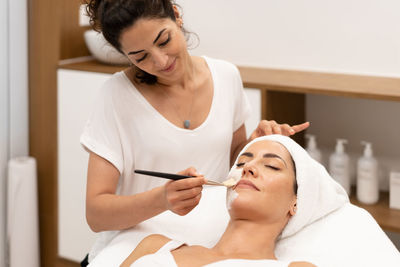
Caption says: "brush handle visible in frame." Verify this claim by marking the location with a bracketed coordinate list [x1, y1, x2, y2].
[134, 169, 193, 180]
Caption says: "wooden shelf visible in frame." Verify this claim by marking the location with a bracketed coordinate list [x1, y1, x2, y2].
[59, 59, 400, 101]
[350, 191, 400, 233]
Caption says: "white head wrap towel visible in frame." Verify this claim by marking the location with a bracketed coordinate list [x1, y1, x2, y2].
[229, 135, 349, 239]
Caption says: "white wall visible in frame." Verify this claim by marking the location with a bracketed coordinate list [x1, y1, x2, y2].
[0, 0, 29, 266]
[180, 0, 400, 77]
[0, 1, 9, 266]
[9, 0, 28, 158]
[178, 0, 400, 247]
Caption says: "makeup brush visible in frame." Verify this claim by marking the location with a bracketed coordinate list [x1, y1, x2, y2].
[134, 169, 237, 187]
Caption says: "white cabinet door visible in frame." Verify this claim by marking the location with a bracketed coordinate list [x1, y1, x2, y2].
[244, 88, 261, 137]
[57, 69, 111, 261]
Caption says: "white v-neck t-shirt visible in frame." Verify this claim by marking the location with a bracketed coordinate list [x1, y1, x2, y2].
[80, 56, 251, 261]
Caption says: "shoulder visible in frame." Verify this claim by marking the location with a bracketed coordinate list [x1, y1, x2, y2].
[137, 234, 172, 252]
[289, 261, 318, 267]
[120, 234, 171, 267]
[93, 70, 136, 109]
[202, 56, 240, 76]
[102, 71, 128, 88]
[98, 71, 131, 96]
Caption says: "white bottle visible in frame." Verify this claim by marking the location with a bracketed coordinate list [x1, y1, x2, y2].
[305, 134, 322, 163]
[357, 141, 379, 204]
[329, 139, 351, 195]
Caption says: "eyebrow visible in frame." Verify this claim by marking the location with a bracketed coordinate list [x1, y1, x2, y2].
[127, 28, 167, 55]
[263, 153, 287, 167]
[239, 152, 287, 167]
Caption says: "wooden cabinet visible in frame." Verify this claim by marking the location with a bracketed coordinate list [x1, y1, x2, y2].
[57, 69, 112, 261]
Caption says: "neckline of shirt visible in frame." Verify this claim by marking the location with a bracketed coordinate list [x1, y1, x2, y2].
[120, 55, 217, 133]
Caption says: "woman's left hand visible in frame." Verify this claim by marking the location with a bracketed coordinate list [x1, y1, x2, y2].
[249, 120, 310, 141]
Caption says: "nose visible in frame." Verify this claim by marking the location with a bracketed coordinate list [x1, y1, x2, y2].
[151, 50, 168, 69]
[242, 162, 258, 178]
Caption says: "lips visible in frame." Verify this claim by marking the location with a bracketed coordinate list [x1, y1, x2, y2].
[162, 58, 176, 72]
[234, 179, 260, 191]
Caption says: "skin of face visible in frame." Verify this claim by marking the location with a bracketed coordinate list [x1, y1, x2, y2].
[119, 14, 188, 85]
[229, 140, 297, 225]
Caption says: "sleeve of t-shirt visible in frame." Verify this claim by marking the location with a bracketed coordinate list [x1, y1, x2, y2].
[231, 65, 252, 132]
[80, 82, 124, 174]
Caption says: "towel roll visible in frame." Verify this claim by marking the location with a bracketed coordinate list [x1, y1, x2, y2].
[7, 157, 40, 267]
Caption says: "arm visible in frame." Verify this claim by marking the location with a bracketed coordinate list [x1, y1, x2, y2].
[86, 152, 205, 232]
[120, 234, 171, 267]
[289, 261, 317, 267]
[230, 124, 248, 166]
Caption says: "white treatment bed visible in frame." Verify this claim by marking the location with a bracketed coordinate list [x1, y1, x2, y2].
[87, 186, 400, 267]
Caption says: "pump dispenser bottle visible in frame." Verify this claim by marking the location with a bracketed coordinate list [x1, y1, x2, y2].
[329, 139, 351, 195]
[357, 141, 379, 204]
[305, 134, 322, 163]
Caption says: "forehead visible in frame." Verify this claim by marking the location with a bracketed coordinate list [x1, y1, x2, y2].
[244, 140, 291, 161]
[119, 17, 174, 52]
[121, 18, 172, 40]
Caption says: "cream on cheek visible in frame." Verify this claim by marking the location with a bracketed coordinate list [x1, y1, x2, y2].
[225, 167, 242, 210]
[226, 188, 238, 210]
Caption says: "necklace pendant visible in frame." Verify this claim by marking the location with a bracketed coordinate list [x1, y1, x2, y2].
[183, 120, 190, 129]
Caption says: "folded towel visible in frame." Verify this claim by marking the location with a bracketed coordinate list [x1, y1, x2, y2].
[276, 203, 400, 267]
[229, 135, 349, 239]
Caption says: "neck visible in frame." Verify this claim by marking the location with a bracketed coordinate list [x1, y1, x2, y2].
[212, 219, 281, 259]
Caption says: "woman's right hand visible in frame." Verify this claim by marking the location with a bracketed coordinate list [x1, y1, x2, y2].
[163, 167, 206, 216]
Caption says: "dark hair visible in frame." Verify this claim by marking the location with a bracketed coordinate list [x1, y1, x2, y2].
[292, 158, 298, 195]
[84, 0, 186, 85]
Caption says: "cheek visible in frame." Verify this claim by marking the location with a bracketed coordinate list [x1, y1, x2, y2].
[262, 179, 294, 204]
[226, 188, 239, 210]
[171, 33, 186, 53]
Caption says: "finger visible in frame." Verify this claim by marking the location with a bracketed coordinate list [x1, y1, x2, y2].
[280, 124, 293, 136]
[172, 176, 206, 191]
[291, 122, 310, 133]
[176, 205, 197, 216]
[272, 125, 282, 134]
[174, 186, 203, 201]
[177, 167, 199, 177]
[175, 192, 202, 211]
[259, 120, 273, 135]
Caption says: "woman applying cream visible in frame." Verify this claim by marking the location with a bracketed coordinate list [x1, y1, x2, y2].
[81, 0, 309, 263]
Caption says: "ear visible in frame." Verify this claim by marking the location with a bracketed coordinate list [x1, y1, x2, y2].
[289, 202, 297, 216]
[172, 5, 182, 22]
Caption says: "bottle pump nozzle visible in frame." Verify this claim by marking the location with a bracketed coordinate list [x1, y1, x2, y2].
[335, 138, 348, 154]
[361, 141, 373, 157]
[305, 134, 317, 150]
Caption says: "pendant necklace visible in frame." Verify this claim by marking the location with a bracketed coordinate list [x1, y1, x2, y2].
[161, 87, 196, 129]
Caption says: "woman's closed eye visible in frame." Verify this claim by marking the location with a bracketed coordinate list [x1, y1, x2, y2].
[159, 35, 170, 47]
[136, 53, 147, 63]
[265, 165, 280, 171]
[236, 162, 245, 168]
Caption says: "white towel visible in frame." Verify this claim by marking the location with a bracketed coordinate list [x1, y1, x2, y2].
[229, 135, 349, 239]
[275, 203, 400, 267]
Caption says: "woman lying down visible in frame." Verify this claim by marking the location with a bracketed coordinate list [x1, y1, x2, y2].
[121, 135, 349, 267]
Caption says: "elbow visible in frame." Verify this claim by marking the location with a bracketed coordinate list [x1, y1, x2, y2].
[86, 212, 102, 233]
[86, 206, 106, 233]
